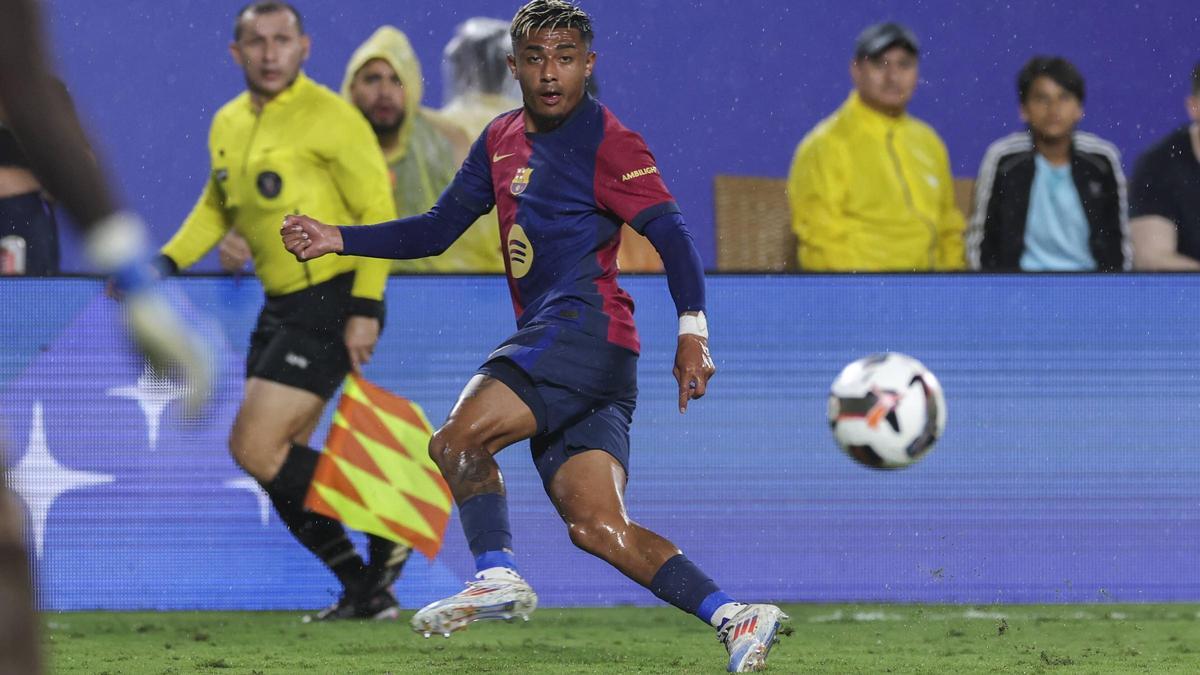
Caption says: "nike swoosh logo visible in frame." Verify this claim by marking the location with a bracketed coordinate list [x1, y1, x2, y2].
[492, 152, 515, 163]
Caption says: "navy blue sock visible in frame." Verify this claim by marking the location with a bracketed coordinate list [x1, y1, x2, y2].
[649, 554, 727, 623]
[474, 549, 518, 572]
[458, 493, 516, 571]
[697, 590, 737, 626]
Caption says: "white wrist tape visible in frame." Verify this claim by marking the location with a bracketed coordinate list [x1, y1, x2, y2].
[86, 211, 149, 272]
[678, 311, 708, 339]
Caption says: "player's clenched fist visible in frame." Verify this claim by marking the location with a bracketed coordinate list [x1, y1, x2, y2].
[281, 214, 343, 261]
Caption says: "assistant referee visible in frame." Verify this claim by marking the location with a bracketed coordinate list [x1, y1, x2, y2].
[156, 1, 401, 620]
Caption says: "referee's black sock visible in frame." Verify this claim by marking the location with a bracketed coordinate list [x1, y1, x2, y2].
[262, 443, 367, 595]
[367, 534, 411, 591]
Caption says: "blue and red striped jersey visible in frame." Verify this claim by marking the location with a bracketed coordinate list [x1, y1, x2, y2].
[451, 95, 679, 354]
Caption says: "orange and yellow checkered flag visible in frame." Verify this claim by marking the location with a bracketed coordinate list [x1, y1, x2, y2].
[305, 374, 452, 559]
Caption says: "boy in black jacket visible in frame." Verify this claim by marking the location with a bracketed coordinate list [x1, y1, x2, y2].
[967, 56, 1128, 271]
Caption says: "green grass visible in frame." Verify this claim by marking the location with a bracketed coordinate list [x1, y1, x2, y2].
[46, 604, 1200, 674]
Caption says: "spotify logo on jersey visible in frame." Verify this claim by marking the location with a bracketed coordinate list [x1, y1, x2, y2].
[507, 224, 533, 279]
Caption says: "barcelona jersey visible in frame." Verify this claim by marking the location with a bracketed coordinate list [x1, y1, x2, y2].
[449, 94, 680, 354]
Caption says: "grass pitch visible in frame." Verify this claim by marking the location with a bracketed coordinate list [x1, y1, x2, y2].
[46, 604, 1200, 674]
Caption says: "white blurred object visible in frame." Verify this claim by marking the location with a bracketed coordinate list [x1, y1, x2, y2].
[88, 211, 213, 416]
[0, 234, 26, 274]
[122, 288, 213, 417]
[441, 18, 522, 106]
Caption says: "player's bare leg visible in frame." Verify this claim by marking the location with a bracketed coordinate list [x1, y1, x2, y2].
[427, 374, 537, 503]
[550, 449, 786, 673]
[0, 482, 41, 675]
[230, 378, 392, 620]
[412, 375, 539, 636]
[548, 450, 679, 585]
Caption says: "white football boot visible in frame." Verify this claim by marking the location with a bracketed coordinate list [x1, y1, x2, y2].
[718, 604, 788, 672]
[410, 567, 537, 638]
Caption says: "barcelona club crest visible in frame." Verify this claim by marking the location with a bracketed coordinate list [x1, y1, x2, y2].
[510, 167, 533, 196]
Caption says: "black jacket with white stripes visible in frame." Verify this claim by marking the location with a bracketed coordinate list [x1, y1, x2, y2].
[966, 131, 1129, 271]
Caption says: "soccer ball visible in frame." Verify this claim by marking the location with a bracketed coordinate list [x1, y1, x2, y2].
[827, 353, 946, 469]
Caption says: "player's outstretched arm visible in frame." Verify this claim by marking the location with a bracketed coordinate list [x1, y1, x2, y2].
[282, 180, 492, 263]
[282, 128, 494, 262]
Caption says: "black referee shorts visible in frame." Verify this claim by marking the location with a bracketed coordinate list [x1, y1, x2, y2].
[245, 273, 379, 400]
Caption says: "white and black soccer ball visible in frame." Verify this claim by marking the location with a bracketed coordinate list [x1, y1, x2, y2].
[827, 352, 946, 469]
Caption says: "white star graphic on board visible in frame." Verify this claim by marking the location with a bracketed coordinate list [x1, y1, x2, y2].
[106, 365, 186, 448]
[10, 402, 114, 558]
[224, 477, 271, 526]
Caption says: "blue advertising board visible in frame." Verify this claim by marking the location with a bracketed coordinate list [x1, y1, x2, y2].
[3, 275, 1199, 610]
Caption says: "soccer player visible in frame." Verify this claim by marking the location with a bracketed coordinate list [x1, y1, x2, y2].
[0, 0, 210, 671]
[281, 1, 786, 670]
[155, 1, 403, 621]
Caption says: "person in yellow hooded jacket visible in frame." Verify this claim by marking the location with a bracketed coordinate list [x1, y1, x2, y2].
[788, 22, 965, 271]
[342, 25, 505, 273]
[156, 2, 402, 621]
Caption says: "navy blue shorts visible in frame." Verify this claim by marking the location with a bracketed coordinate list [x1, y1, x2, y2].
[478, 321, 638, 490]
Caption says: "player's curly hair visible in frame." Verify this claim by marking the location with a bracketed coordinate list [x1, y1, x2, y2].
[510, 0, 593, 49]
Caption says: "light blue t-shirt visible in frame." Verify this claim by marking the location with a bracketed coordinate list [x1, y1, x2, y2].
[1020, 154, 1096, 271]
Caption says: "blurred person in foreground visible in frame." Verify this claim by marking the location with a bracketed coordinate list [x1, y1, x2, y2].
[153, 1, 405, 621]
[787, 22, 965, 271]
[281, 1, 787, 671]
[0, 0, 210, 671]
[967, 56, 1128, 271]
[1129, 62, 1200, 270]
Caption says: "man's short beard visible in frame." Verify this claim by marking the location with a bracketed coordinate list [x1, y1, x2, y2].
[370, 113, 405, 137]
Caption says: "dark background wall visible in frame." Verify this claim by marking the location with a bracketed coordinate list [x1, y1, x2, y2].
[45, 0, 1199, 271]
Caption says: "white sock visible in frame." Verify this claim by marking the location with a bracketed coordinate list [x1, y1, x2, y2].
[710, 601, 745, 629]
[475, 566, 522, 581]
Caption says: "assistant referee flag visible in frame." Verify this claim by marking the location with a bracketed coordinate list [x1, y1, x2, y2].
[305, 375, 452, 558]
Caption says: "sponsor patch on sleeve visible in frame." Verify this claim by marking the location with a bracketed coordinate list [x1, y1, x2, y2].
[621, 166, 659, 182]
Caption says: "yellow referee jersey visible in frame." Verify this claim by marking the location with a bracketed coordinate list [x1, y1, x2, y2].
[162, 72, 396, 299]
